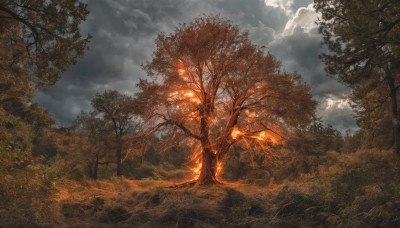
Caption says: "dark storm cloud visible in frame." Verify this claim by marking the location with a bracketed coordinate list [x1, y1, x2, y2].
[35, 0, 186, 125]
[269, 28, 356, 132]
[269, 28, 347, 99]
[35, 0, 357, 132]
[318, 96, 358, 132]
[323, 109, 357, 132]
[215, 0, 288, 45]
[35, 0, 290, 125]
[216, 0, 289, 32]
[263, 2, 356, 132]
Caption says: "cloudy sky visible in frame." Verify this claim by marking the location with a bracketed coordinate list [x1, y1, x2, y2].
[35, 0, 357, 133]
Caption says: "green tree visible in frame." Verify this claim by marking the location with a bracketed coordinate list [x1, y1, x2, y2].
[315, 0, 400, 154]
[90, 90, 140, 176]
[351, 88, 394, 149]
[0, 16, 33, 115]
[289, 121, 343, 155]
[0, 0, 90, 88]
[136, 16, 316, 185]
[72, 111, 111, 179]
[0, 108, 32, 175]
[341, 129, 362, 153]
[0, 0, 90, 133]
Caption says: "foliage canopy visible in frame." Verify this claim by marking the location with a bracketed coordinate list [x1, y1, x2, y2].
[315, 0, 400, 153]
[136, 16, 316, 184]
[0, 0, 90, 89]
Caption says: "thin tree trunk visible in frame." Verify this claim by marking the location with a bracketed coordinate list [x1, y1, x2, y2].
[88, 162, 93, 179]
[116, 144, 122, 176]
[93, 154, 99, 180]
[385, 67, 400, 155]
[112, 118, 123, 176]
[88, 154, 99, 180]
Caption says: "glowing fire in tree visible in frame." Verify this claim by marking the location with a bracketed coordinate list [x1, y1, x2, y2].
[190, 148, 224, 181]
[135, 16, 316, 185]
[231, 127, 243, 140]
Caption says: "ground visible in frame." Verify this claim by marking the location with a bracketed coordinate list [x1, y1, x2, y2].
[2, 149, 400, 227]
[13, 177, 400, 228]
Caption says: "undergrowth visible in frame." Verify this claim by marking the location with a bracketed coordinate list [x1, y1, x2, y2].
[1, 149, 400, 227]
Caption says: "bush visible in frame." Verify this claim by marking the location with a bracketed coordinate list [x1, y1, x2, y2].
[98, 204, 131, 223]
[0, 165, 65, 226]
[131, 163, 156, 180]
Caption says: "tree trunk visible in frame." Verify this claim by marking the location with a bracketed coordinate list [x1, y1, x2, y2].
[93, 154, 99, 180]
[116, 144, 122, 176]
[196, 104, 221, 185]
[385, 67, 400, 155]
[88, 154, 99, 180]
[88, 162, 93, 179]
[196, 148, 219, 185]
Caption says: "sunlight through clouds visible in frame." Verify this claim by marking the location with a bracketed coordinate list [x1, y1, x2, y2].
[283, 4, 319, 35]
[318, 95, 357, 132]
[264, 0, 294, 15]
[324, 96, 352, 110]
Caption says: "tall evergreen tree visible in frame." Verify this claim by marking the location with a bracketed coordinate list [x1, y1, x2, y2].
[315, 0, 400, 153]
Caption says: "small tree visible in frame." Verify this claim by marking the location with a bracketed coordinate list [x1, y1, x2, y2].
[72, 111, 111, 179]
[289, 121, 343, 155]
[91, 90, 141, 176]
[136, 16, 316, 185]
[342, 130, 362, 153]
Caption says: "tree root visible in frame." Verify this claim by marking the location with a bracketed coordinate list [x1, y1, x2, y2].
[166, 178, 225, 189]
[166, 180, 197, 189]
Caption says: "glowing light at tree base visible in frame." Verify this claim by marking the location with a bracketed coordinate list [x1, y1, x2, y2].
[189, 147, 223, 181]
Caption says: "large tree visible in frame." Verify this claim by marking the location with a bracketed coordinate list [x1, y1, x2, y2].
[0, 0, 90, 88]
[0, 0, 90, 178]
[314, 0, 400, 154]
[136, 16, 316, 185]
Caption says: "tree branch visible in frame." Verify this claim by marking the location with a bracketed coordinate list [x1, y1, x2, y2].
[169, 120, 201, 140]
[0, 5, 40, 44]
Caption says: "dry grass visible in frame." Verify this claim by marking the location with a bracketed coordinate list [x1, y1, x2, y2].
[48, 178, 326, 227]
[52, 178, 176, 202]
[3, 174, 400, 227]
[2, 149, 400, 227]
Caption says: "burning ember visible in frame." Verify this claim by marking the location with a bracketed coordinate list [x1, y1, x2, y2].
[216, 162, 222, 177]
[189, 147, 202, 180]
[184, 91, 194, 97]
[252, 131, 280, 144]
[231, 127, 243, 140]
[183, 90, 201, 104]
[191, 159, 202, 180]
[178, 68, 186, 76]
[231, 126, 280, 144]
[168, 90, 201, 104]
[252, 131, 267, 141]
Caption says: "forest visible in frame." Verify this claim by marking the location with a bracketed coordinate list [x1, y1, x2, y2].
[1, 0, 400, 227]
